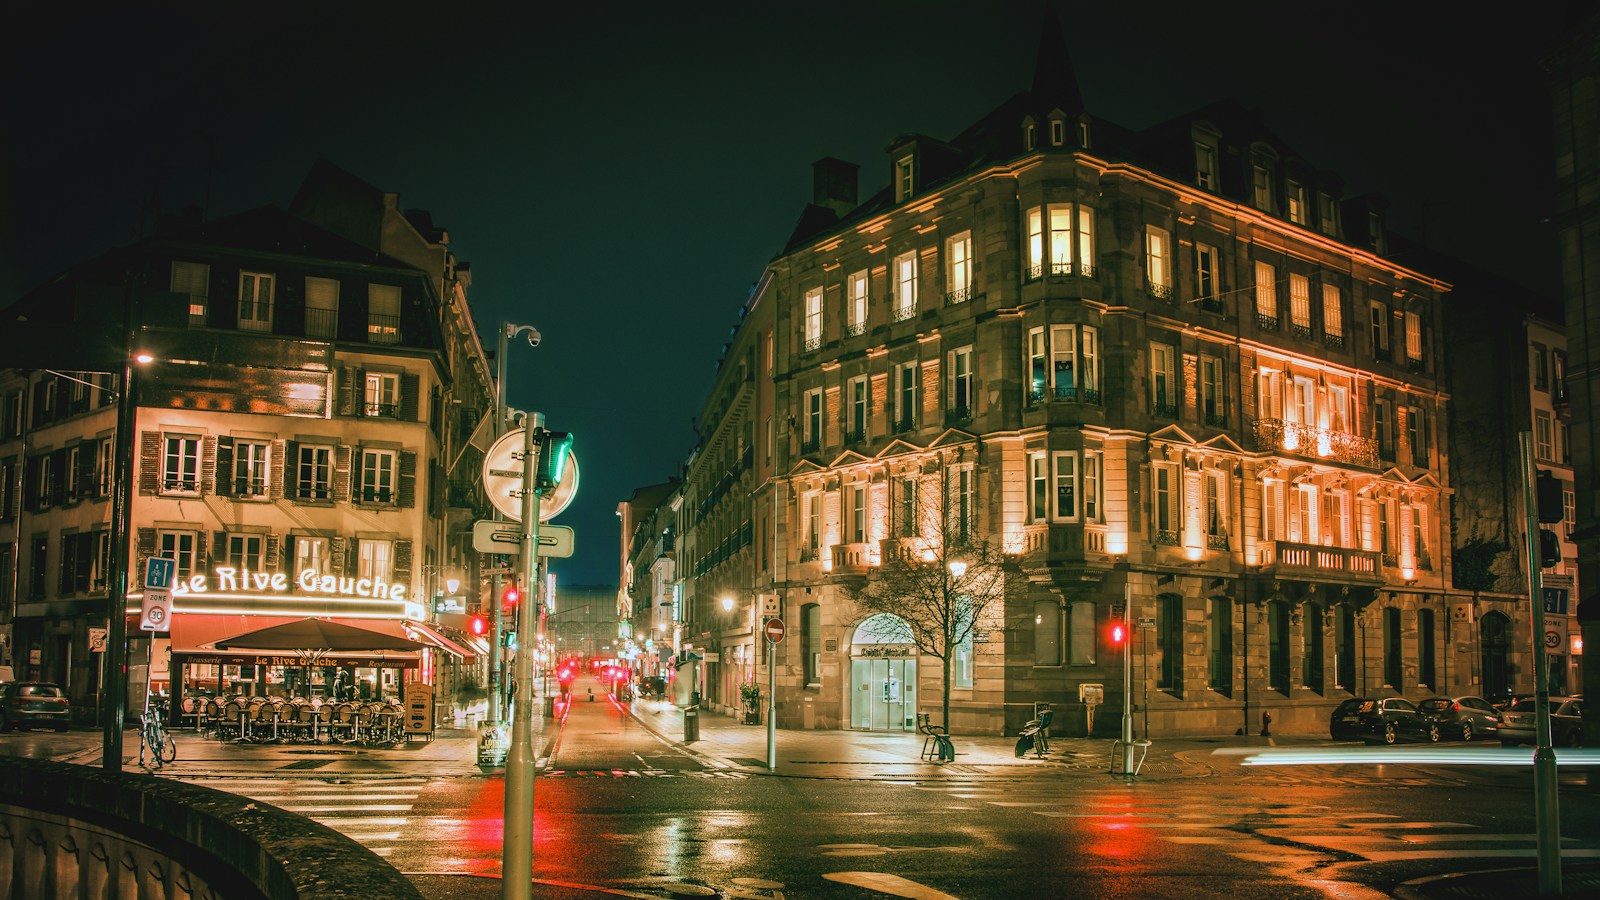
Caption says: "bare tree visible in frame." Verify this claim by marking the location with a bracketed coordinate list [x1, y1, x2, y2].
[844, 464, 1019, 731]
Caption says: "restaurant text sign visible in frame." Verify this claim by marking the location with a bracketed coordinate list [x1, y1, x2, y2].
[170, 567, 408, 603]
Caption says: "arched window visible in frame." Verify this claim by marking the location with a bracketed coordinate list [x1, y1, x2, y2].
[1302, 604, 1324, 694]
[802, 603, 822, 686]
[1383, 607, 1402, 689]
[1267, 600, 1290, 694]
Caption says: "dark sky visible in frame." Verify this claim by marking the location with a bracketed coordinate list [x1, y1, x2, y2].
[2, 2, 1568, 585]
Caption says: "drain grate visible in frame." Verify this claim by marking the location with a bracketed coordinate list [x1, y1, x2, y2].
[280, 760, 332, 770]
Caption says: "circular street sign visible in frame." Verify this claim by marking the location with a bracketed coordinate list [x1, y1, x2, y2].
[764, 618, 786, 644]
[483, 429, 580, 522]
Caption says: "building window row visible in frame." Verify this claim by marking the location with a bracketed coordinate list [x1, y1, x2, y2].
[137, 431, 416, 508]
[16, 439, 114, 513]
[172, 260, 405, 345]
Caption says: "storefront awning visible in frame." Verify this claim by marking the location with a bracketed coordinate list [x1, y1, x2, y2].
[403, 621, 476, 659]
[168, 614, 424, 669]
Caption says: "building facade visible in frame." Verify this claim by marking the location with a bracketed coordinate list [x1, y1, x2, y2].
[0, 163, 495, 722]
[625, 26, 1530, 737]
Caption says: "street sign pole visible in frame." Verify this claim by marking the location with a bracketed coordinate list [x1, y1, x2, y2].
[503, 414, 545, 900]
[1521, 431, 1562, 894]
[1120, 581, 1134, 777]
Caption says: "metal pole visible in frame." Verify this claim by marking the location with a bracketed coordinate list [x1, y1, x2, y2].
[103, 293, 141, 774]
[503, 417, 544, 900]
[489, 324, 510, 725]
[1120, 581, 1134, 776]
[766, 633, 776, 771]
[1520, 431, 1562, 895]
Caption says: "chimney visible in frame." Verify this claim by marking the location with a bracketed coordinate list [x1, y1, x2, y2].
[812, 157, 859, 218]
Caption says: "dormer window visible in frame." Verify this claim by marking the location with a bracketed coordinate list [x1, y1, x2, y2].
[895, 154, 915, 202]
[1050, 119, 1065, 146]
[1319, 193, 1338, 235]
[1286, 181, 1307, 225]
[1077, 119, 1091, 149]
[1252, 164, 1273, 212]
[1194, 142, 1218, 190]
[1024, 121, 1037, 151]
[1368, 212, 1385, 253]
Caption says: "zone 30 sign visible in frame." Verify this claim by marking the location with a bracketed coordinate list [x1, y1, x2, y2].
[170, 566, 408, 603]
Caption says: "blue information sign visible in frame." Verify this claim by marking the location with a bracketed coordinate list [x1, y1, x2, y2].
[144, 557, 176, 591]
[1543, 588, 1569, 616]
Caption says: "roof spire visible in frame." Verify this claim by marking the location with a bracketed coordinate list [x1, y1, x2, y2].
[1030, 6, 1083, 114]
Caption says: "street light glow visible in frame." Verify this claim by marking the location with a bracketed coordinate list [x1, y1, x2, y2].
[948, 559, 968, 578]
[135, 353, 154, 364]
[722, 595, 734, 611]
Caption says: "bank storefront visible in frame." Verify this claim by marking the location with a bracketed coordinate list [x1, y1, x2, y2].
[849, 614, 918, 732]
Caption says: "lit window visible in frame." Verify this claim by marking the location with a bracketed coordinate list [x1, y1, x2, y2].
[364, 372, 399, 418]
[945, 231, 973, 302]
[803, 287, 823, 350]
[847, 270, 868, 334]
[233, 440, 270, 498]
[294, 536, 329, 576]
[1286, 181, 1307, 225]
[358, 448, 397, 503]
[1290, 274, 1311, 331]
[357, 539, 393, 581]
[368, 283, 401, 344]
[1255, 261, 1278, 325]
[1405, 312, 1423, 362]
[1024, 204, 1095, 279]
[296, 445, 333, 501]
[1195, 143, 1218, 190]
[1145, 226, 1170, 295]
[1052, 451, 1077, 521]
[893, 251, 918, 319]
[895, 154, 915, 202]
[238, 271, 274, 332]
[1252, 165, 1273, 211]
[161, 434, 200, 494]
[1322, 284, 1343, 338]
[948, 346, 973, 419]
[172, 261, 210, 326]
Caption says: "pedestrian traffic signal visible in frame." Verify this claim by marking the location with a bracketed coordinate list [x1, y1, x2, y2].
[502, 584, 521, 616]
[1540, 529, 1562, 569]
[1536, 470, 1564, 524]
[469, 614, 489, 637]
[535, 430, 574, 490]
[1109, 622, 1127, 645]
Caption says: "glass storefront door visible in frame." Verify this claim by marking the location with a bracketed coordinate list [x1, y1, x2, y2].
[850, 657, 917, 731]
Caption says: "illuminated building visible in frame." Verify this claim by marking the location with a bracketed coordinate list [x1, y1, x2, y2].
[0, 162, 495, 721]
[627, 21, 1490, 736]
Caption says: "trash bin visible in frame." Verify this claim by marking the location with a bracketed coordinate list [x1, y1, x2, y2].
[684, 706, 699, 743]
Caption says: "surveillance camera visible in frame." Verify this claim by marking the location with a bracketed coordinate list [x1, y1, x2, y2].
[526, 328, 542, 348]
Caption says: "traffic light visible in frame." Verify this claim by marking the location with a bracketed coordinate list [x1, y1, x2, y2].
[534, 430, 574, 490]
[1109, 622, 1127, 646]
[1539, 529, 1562, 569]
[1536, 470, 1564, 524]
[469, 614, 489, 637]
[502, 584, 521, 617]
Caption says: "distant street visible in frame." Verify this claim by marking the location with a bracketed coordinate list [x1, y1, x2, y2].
[10, 678, 1600, 898]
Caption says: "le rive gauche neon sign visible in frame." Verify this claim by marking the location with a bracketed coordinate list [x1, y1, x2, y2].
[172, 567, 407, 602]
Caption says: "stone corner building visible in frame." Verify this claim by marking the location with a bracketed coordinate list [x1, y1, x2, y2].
[625, 24, 1529, 737]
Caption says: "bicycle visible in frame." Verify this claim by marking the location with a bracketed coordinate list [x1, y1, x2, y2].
[140, 698, 177, 769]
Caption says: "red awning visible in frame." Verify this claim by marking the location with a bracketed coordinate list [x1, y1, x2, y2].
[168, 614, 422, 669]
[402, 621, 476, 659]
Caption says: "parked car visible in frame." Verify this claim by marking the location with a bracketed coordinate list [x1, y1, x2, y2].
[1500, 696, 1582, 747]
[1417, 695, 1502, 742]
[1330, 696, 1439, 744]
[0, 682, 71, 732]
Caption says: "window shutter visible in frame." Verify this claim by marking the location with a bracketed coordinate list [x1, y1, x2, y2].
[920, 359, 938, 428]
[264, 533, 280, 572]
[270, 439, 287, 500]
[74, 445, 94, 501]
[50, 449, 66, 507]
[136, 527, 155, 576]
[58, 533, 71, 595]
[400, 373, 420, 422]
[138, 432, 159, 495]
[330, 537, 348, 577]
[393, 540, 412, 592]
[398, 451, 417, 508]
[215, 437, 233, 497]
[193, 527, 208, 571]
[338, 367, 358, 417]
[200, 436, 216, 495]
[22, 456, 37, 513]
[54, 378, 70, 421]
[211, 532, 227, 569]
[334, 446, 352, 500]
[283, 440, 300, 500]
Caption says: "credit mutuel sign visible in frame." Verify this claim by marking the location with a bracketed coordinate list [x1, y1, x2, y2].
[144, 566, 416, 619]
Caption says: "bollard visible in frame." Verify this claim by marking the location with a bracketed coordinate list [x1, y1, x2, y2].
[684, 706, 700, 743]
[1260, 710, 1272, 737]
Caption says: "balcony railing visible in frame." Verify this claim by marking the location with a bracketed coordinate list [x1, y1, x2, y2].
[1206, 532, 1229, 551]
[1258, 540, 1381, 580]
[878, 535, 929, 564]
[845, 321, 866, 337]
[845, 427, 867, 445]
[803, 334, 822, 352]
[367, 314, 401, 345]
[799, 546, 819, 563]
[1148, 282, 1174, 301]
[1050, 261, 1074, 277]
[1203, 411, 1226, 427]
[1322, 332, 1345, 350]
[363, 402, 399, 418]
[800, 437, 820, 454]
[1017, 523, 1108, 557]
[1251, 418, 1378, 468]
[944, 406, 971, 425]
[1406, 356, 1426, 374]
[831, 542, 873, 575]
[1256, 312, 1279, 330]
[944, 285, 973, 305]
[1199, 298, 1224, 313]
[892, 416, 915, 434]
[1373, 345, 1391, 362]
[232, 478, 268, 498]
[305, 307, 338, 339]
[1152, 400, 1178, 419]
[1079, 262, 1096, 278]
[1025, 264, 1043, 282]
[1291, 322, 1313, 339]
[1154, 529, 1180, 546]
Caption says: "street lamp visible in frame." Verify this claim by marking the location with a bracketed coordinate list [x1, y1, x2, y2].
[948, 559, 968, 578]
[721, 595, 735, 612]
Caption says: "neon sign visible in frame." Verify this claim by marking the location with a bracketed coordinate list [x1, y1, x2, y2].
[171, 567, 407, 602]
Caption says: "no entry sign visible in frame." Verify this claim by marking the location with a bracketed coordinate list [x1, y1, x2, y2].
[764, 617, 786, 643]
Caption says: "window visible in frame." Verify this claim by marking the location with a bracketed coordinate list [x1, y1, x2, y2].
[1374, 398, 1393, 458]
[1289, 274, 1311, 334]
[1078, 120, 1091, 147]
[1195, 142, 1218, 190]
[305, 276, 339, 339]
[1204, 470, 1227, 540]
[1535, 411, 1554, 461]
[1268, 600, 1290, 693]
[0, 459, 14, 519]
[1028, 452, 1049, 523]
[1321, 284, 1343, 340]
[1035, 600, 1062, 666]
[358, 448, 397, 503]
[803, 603, 822, 686]
[1553, 351, 1568, 401]
[363, 372, 399, 418]
[1082, 451, 1101, 522]
[803, 287, 823, 350]
[893, 251, 918, 320]
[898, 476, 919, 538]
[1418, 608, 1436, 690]
[1158, 594, 1183, 690]
[1261, 478, 1284, 544]
[1153, 463, 1179, 540]
[846, 482, 867, 543]
[296, 444, 333, 500]
[162, 434, 200, 494]
[1559, 420, 1572, 464]
[233, 440, 269, 498]
[64, 445, 81, 500]
[32, 453, 54, 509]
[368, 283, 401, 344]
[1024, 204, 1095, 279]
[1050, 324, 1076, 399]
[357, 539, 393, 581]
[1028, 327, 1047, 403]
[948, 346, 974, 420]
[847, 270, 868, 335]
[894, 361, 918, 430]
[1370, 301, 1389, 359]
[225, 533, 265, 571]
[802, 388, 823, 451]
[1369, 212, 1386, 253]
[0, 545, 11, 606]
[1052, 451, 1077, 521]
[2, 390, 20, 439]
[1252, 165, 1273, 211]
[1067, 600, 1097, 664]
[952, 614, 974, 690]
[1024, 122, 1037, 151]
[1195, 243, 1219, 308]
[802, 492, 822, 558]
[95, 439, 113, 498]
[1318, 192, 1338, 235]
[1336, 605, 1357, 690]
[1290, 375, 1315, 427]
[847, 376, 868, 442]
[1383, 607, 1401, 688]
[1286, 181, 1307, 225]
[895, 154, 915, 202]
[1254, 261, 1278, 326]
[1294, 483, 1319, 545]
[1200, 355, 1225, 425]
[1209, 597, 1232, 693]
[1050, 118, 1065, 146]
[1410, 502, 1430, 568]
[1405, 311, 1423, 363]
[58, 530, 108, 595]
[1257, 367, 1283, 421]
[238, 271, 274, 332]
[1532, 343, 1550, 389]
[1303, 604, 1324, 692]
[946, 232, 973, 302]
[1146, 226, 1171, 297]
[1150, 342, 1176, 416]
[294, 535, 330, 576]
[32, 376, 55, 426]
[946, 465, 975, 544]
[172, 261, 209, 326]
[1407, 406, 1427, 467]
[157, 529, 198, 581]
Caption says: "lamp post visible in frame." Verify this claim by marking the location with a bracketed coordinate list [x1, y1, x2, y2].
[103, 301, 152, 774]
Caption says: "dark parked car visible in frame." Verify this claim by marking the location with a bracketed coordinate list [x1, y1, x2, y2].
[0, 682, 71, 732]
[1501, 697, 1584, 747]
[1330, 696, 1438, 744]
[1418, 695, 1502, 742]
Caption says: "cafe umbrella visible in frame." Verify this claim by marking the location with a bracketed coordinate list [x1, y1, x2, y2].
[213, 617, 425, 699]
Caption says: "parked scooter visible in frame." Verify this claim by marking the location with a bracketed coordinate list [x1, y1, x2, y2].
[1014, 704, 1053, 758]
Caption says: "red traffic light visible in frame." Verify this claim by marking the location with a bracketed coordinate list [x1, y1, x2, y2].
[502, 585, 521, 615]
[469, 614, 489, 637]
[1109, 623, 1127, 645]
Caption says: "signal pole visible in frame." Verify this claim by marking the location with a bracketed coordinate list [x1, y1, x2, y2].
[1520, 431, 1562, 895]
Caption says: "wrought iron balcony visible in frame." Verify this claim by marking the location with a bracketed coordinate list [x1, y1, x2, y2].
[1257, 540, 1382, 582]
[803, 334, 822, 352]
[1026, 387, 1047, 408]
[1024, 264, 1043, 282]
[1203, 411, 1227, 427]
[1322, 332, 1345, 350]
[845, 427, 867, 445]
[800, 437, 820, 454]
[892, 303, 917, 322]
[1206, 532, 1229, 551]
[944, 405, 972, 425]
[1291, 322, 1313, 339]
[1373, 345, 1391, 362]
[892, 415, 915, 434]
[1251, 418, 1378, 468]
[1148, 282, 1173, 300]
[1406, 356, 1426, 374]
[305, 307, 338, 339]
[1081, 387, 1102, 405]
[944, 285, 973, 305]
[1079, 262, 1096, 278]
[1050, 261, 1074, 277]
[799, 546, 819, 563]
[363, 402, 399, 418]
[1154, 529, 1180, 546]
[1152, 400, 1178, 419]
[1256, 312, 1279, 330]
[845, 321, 866, 337]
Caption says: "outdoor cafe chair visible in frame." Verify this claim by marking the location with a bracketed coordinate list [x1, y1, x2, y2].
[194, 698, 215, 734]
[330, 703, 359, 744]
[217, 700, 244, 742]
[313, 703, 333, 742]
[245, 700, 277, 743]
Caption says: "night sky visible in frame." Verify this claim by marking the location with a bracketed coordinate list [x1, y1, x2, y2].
[2, 3, 1568, 585]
